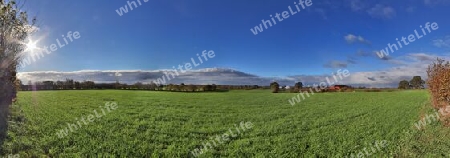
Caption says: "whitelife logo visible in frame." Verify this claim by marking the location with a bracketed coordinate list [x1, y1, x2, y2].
[152, 50, 215, 86]
[376, 22, 439, 59]
[115, 0, 149, 16]
[250, 0, 313, 35]
[20, 31, 81, 68]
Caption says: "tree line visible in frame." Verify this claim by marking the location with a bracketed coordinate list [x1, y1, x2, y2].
[18, 79, 267, 92]
[22, 77, 427, 93]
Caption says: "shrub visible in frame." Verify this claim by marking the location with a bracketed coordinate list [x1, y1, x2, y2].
[344, 89, 354, 92]
[328, 89, 337, 92]
[270, 82, 279, 93]
[426, 58, 450, 111]
[364, 89, 381, 92]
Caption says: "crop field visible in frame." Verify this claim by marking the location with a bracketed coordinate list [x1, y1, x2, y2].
[2, 90, 450, 157]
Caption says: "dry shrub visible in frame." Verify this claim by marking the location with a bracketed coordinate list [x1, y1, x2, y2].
[427, 58, 450, 124]
[328, 89, 338, 92]
[364, 89, 381, 92]
[344, 89, 354, 92]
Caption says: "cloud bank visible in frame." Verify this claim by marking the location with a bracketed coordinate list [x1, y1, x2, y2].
[17, 53, 449, 88]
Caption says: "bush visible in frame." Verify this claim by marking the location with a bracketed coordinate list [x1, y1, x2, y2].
[328, 89, 338, 92]
[427, 58, 450, 111]
[344, 89, 354, 92]
[270, 82, 279, 93]
[364, 89, 381, 92]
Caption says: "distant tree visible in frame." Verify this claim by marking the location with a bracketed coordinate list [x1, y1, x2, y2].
[133, 82, 143, 89]
[211, 84, 217, 91]
[56, 81, 64, 89]
[42, 81, 54, 90]
[204, 85, 212, 91]
[187, 84, 196, 92]
[114, 81, 121, 89]
[74, 81, 81, 90]
[180, 83, 185, 91]
[65, 78, 74, 90]
[82, 81, 95, 89]
[167, 84, 174, 91]
[149, 82, 157, 90]
[270, 82, 279, 93]
[33, 81, 43, 90]
[398, 80, 410, 89]
[172, 85, 180, 91]
[191, 85, 197, 92]
[293, 82, 303, 93]
[295, 82, 303, 89]
[410, 76, 425, 89]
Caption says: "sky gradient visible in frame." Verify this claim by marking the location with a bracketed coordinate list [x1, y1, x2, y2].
[17, 0, 450, 87]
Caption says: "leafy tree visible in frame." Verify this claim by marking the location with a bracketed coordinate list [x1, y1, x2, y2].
[65, 78, 74, 90]
[133, 82, 143, 89]
[172, 84, 180, 91]
[0, 0, 36, 142]
[179, 83, 185, 91]
[42, 81, 54, 90]
[204, 85, 212, 91]
[74, 81, 81, 90]
[187, 84, 196, 92]
[398, 80, 410, 89]
[294, 82, 303, 89]
[294, 82, 303, 92]
[167, 84, 174, 91]
[149, 81, 157, 90]
[270, 82, 279, 93]
[410, 76, 425, 89]
[211, 84, 217, 91]
[56, 81, 64, 89]
[82, 81, 95, 89]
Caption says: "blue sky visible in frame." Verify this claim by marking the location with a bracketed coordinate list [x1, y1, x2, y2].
[18, 0, 450, 83]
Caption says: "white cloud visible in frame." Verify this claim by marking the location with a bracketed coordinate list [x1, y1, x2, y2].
[425, 0, 450, 5]
[367, 4, 396, 19]
[17, 53, 450, 88]
[314, 8, 328, 20]
[344, 34, 370, 44]
[348, 0, 366, 11]
[318, 53, 448, 87]
[323, 60, 348, 68]
[406, 6, 415, 13]
[408, 53, 437, 62]
[433, 37, 450, 48]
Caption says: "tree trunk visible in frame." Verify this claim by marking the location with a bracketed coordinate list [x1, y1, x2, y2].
[0, 68, 14, 142]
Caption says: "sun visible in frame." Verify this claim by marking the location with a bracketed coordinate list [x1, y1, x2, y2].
[26, 40, 37, 51]
[22, 37, 42, 53]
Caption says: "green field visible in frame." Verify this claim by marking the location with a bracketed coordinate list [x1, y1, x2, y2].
[2, 90, 450, 157]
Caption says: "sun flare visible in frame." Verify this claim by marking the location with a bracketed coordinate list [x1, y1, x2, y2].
[22, 37, 42, 54]
[26, 40, 37, 51]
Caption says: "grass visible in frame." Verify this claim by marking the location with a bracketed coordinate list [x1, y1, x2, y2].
[1, 90, 449, 157]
